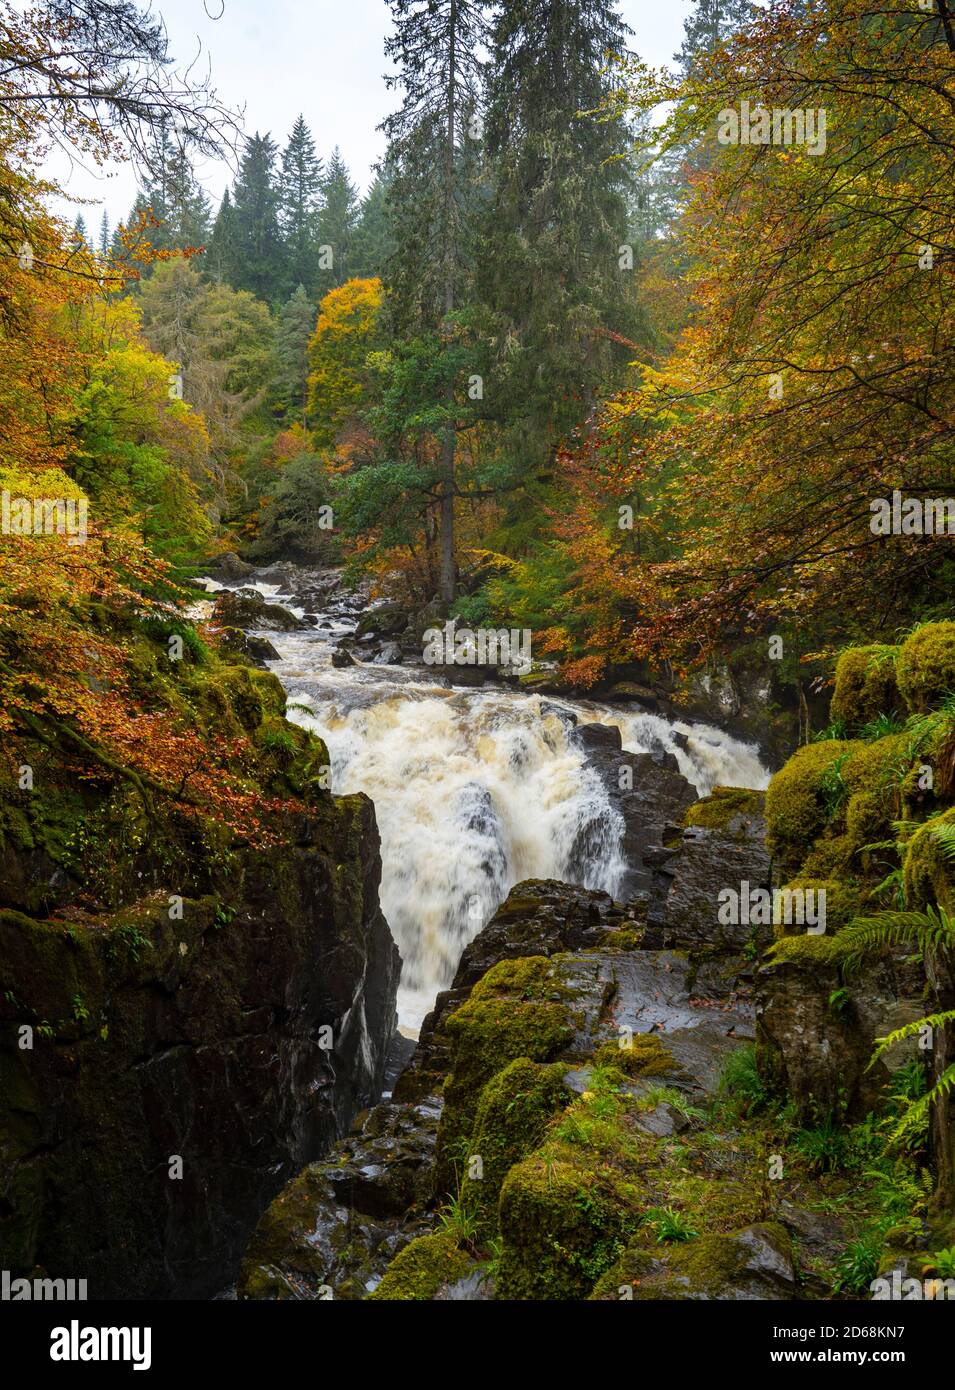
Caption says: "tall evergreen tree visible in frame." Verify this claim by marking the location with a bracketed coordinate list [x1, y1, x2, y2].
[273, 284, 317, 428]
[675, 0, 755, 76]
[98, 209, 111, 258]
[230, 132, 284, 301]
[315, 146, 359, 294]
[381, 0, 488, 604]
[164, 147, 213, 249]
[72, 213, 88, 246]
[479, 0, 633, 465]
[279, 116, 324, 295]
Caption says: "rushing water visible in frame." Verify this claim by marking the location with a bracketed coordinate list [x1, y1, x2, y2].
[201, 577, 769, 1033]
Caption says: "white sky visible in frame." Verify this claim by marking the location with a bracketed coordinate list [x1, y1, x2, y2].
[48, 0, 694, 232]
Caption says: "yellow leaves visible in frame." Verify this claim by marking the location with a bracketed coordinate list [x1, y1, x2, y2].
[307, 277, 385, 446]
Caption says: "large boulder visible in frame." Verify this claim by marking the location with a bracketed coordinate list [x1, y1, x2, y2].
[213, 589, 302, 632]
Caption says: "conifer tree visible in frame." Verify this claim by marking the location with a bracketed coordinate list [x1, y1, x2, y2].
[315, 147, 359, 294]
[279, 116, 323, 295]
[273, 284, 317, 428]
[207, 188, 241, 285]
[230, 132, 284, 301]
[674, 0, 754, 76]
[479, 0, 633, 465]
[98, 209, 111, 258]
[350, 172, 396, 280]
[381, 0, 488, 603]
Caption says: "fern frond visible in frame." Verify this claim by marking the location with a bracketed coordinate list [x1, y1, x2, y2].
[869, 1010, 955, 1067]
[931, 824, 955, 865]
[838, 906, 955, 972]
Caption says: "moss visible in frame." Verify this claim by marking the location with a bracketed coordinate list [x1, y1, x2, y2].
[896, 623, 955, 715]
[772, 880, 860, 939]
[598, 926, 644, 950]
[830, 646, 901, 731]
[592, 1034, 675, 1079]
[684, 786, 765, 833]
[765, 932, 852, 968]
[903, 807, 955, 912]
[801, 833, 857, 880]
[465, 1058, 572, 1238]
[367, 1232, 472, 1301]
[765, 741, 852, 872]
[433, 957, 576, 1194]
[496, 1155, 638, 1300]
[591, 1222, 793, 1300]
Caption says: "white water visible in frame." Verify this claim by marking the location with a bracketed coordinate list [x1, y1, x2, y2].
[201, 576, 769, 1033]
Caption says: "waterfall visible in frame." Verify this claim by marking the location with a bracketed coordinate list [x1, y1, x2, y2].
[200, 576, 770, 1033]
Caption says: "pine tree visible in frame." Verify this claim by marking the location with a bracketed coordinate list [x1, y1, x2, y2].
[164, 147, 212, 249]
[675, 0, 754, 77]
[381, 0, 488, 604]
[98, 210, 111, 258]
[315, 147, 359, 295]
[230, 132, 284, 301]
[272, 284, 317, 428]
[279, 116, 323, 296]
[72, 213, 88, 246]
[479, 0, 633, 464]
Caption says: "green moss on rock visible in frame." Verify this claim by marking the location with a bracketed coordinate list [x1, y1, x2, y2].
[896, 623, 955, 715]
[830, 646, 901, 731]
[466, 1058, 571, 1239]
[684, 786, 766, 833]
[368, 1232, 471, 1301]
[903, 807, 955, 911]
[765, 741, 851, 872]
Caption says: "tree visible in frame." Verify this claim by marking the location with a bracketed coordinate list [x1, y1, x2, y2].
[98, 209, 110, 258]
[206, 188, 240, 285]
[315, 146, 359, 295]
[674, 0, 755, 77]
[307, 277, 384, 448]
[350, 171, 396, 279]
[478, 0, 634, 470]
[278, 115, 323, 295]
[381, 0, 488, 603]
[230, 132, 284, 301]
[273, 284, 317, 428]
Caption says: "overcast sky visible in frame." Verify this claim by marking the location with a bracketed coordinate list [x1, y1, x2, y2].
[49, 0, 694, 233]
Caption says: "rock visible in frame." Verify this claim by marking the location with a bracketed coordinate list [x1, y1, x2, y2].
[756, 936, 925, 1122]
[604, 681, 660, 708]
[593, 1222, 796, 1300]
[331, 647, 357, 668]
[357, 601, 408, 640]
[661, 816, 772, 952]
[0, 804, 400, 1300]
[209, 551, 254, 581]
[576, 722, 697, 907]
[216, 627, 281, 667]
[372, 642, 403, 666]
[213, 589, 302, 632]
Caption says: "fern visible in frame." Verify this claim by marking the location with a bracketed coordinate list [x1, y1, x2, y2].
[837, 905, 955, 973]
[931, 823, 955, 865]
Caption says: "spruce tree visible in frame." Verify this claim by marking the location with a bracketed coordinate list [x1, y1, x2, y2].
[98, 210, 111, 258]
[479, 0, 633, 464]
[164, 147, 212, 249]
[72, 213, 88, 246]
[279, 116, 323, 295]
[315, 147, 359, 294]
[230, 132, 284, 301]
[381, 0, 488, 604]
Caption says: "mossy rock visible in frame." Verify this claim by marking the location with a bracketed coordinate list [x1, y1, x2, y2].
[765, 741, 851, 872]
[465, 1058, 572, 1239]
[433, 957, 576, 1196]
[830, 645, 901, 731]
[684, 786, 765, 834]
[591, 1034, 675, 1079]
[772, 879, 860, 939]
[903, 807, 955, 911]
[496, 1155, 637, 1300]
[764, 932, 853, 969]
[896, 623, 955, 715]
[800, 833, 857, 880]
[590, 1222, 794, 1300]
[367, 1232, 472, 1301]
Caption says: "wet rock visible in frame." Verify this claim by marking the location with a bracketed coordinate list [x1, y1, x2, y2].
[357, 601, 408, 640]
[660, 822, 772, 952]
[372, 642, 403, 666]
[331, 647, 357, 668]
[209, 551, 255, 581]
[216, 627, 281, 667]
[213, 589, 302, 632]
[594, 1222, 796, 1300]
